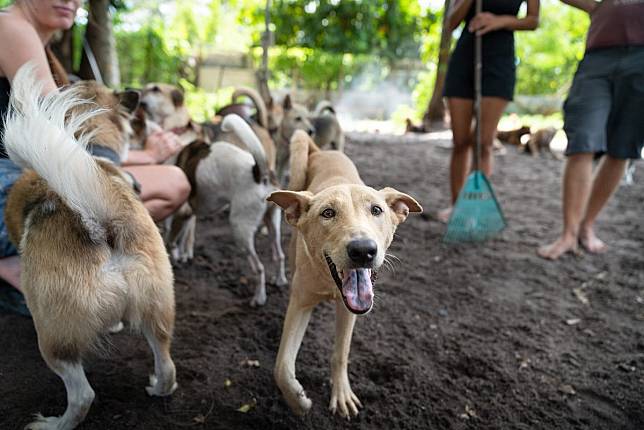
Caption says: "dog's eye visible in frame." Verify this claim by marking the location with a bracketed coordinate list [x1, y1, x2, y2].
[151, 86, 160, 92]
[321, 208, 336, 219]
[371, 205, 383, 216]
[295, 116, 302, 122]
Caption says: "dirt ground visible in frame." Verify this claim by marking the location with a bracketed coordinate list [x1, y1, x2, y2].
[1, 132, 643, 430]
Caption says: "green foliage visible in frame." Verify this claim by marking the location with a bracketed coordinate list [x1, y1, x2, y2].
[514, 1, 589, 95]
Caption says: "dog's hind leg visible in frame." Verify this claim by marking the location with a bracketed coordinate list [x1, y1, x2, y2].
[264, 204, 288, 287]
[231, 205, 267, 306]
[329, 301, 362, 418]
[274, 288, 314, 416]
[142, 324, 178, 397]
[27, 356, 95, 430]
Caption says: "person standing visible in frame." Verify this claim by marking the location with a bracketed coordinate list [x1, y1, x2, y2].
[538, 0, 644, 259]
[438, 0, 540, 223]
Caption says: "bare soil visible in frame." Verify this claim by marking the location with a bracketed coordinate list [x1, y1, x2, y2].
[1, 132, 643, 429]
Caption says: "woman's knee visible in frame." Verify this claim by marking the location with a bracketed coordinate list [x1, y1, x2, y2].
[452, 136, 472, 153]
[166, 166, 191, 206]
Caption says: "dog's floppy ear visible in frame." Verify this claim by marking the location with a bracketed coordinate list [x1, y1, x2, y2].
[267, 190, 313, 226]
[171, 88, 184, 107]
[283, 94, 292, 110]
[117, 89, 140, 114]
[379, 187, 422, 224]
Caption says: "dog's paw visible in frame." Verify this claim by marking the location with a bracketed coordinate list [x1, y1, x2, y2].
[285, 388, 313, 416]
[329, 381, 362, 418]
[274, 274, 288, 287]
[145, 374, 178, 397]
[25, 414, 63, 430]
[249, 295, 267, 307]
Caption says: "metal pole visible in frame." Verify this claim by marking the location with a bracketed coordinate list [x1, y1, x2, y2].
[474, 0, 482, 173]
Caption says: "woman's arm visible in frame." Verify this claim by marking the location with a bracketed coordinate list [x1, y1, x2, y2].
[469, 0, 540, 36]
[0, 17, 58, 94]
[447, 0, 474, 32]
[559, 0, 598, 14]
[122, 131, 183, 166]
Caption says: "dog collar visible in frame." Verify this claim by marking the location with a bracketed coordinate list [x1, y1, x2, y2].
[170, 124, 191, 136]
[89, 144, 121, 166]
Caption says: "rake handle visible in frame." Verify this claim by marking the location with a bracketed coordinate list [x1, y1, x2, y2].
[474, 0, 482, 172]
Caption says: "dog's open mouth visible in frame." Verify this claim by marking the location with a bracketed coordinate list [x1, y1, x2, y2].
[325, 254, 376, 315]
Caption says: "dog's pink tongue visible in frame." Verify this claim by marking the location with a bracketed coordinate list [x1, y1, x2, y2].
[341, 269, 373, 314]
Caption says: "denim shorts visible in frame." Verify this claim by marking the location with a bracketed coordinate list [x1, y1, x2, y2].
[0, 158, 22, 257]
[564, 47, 644, 159]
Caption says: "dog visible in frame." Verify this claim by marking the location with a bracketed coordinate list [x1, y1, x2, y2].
[267, 131, 422, 417]
[3, 65, 177, 429]
[524, 127, 558, 157]
[140, 83, 204, 146]
[129, 105, 163, 150]
[273, 94, 316, 185]
[311, 100, 345, 152]
[207, 86, 277, 171]
[496, 125, 531, 147]
[170, 114, 287, 306]
[405, 118, 426, 134]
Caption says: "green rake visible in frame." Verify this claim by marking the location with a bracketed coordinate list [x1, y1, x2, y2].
[444, 0, 507, 243]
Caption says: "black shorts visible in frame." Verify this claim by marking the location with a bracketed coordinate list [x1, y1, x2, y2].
[564, 47, 644, 160]
[444, 48, 516, 101]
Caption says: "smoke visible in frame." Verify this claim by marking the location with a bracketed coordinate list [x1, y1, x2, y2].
[334, 63, 415, 125]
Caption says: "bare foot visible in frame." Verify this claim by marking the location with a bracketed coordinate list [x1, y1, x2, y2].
[537, 234, 579, 260]
[437, 206, 453, 223]
[579, 227, 607, 254]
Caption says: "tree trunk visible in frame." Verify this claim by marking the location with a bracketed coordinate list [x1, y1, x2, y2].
[49, 26, 75, 75]
[423, 0, 452, 131]
[257, 0, 272, 104]
[79, 0, 120, 87]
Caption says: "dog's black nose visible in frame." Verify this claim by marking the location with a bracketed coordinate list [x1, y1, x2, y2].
[347, 239, 378, 266]
[307, 128, 315, 136]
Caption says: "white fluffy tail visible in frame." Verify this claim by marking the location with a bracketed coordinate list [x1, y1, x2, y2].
[3, 64, 112, 231]
[221, 114, 268, 182]
[313, 100, 336, 116]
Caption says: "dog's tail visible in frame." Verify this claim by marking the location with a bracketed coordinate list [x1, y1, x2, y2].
[313, 100, 336, 116]
[3, 64, 113, 236]
[232, 86, 268, 130]
[288, 130, 320, 191]
[221, 114, 268, 183]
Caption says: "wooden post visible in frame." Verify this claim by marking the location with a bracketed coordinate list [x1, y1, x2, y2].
[423, 0, 452, 131]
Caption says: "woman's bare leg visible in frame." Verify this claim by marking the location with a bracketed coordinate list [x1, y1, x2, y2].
[479, 97, 509, 177]
[125, 165, 191, 222]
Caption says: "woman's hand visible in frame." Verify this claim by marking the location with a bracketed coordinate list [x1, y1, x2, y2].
[144, 131, 183, 163]
[468, 12, 509, 35]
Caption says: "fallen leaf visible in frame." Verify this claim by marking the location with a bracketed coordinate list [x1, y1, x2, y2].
[595, 271, 607, 280]
[572, 288, 589, 306]
[193, 414, 206, 424]
[242, 359, 260, 368]
[237, 398, 257, 413]
[224, 379, 232, 388]
[559, 384, 576, 395]
[239, 276, 248, 285]
[617, 363, 636, 373]
[565, 318, 581, 326]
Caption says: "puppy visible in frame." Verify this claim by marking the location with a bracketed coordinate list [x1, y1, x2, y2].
[171, 114, 287, 306]
[140, 83, 204, 146]
[273, 94, 316, 185]
[129, 106, 163, 150]
[311, 100, 345, 152]
[3, 66, 177, 429]
[267, 131, 422, 417]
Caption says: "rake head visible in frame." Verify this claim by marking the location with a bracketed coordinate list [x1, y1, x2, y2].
[443, 171, 507, 243]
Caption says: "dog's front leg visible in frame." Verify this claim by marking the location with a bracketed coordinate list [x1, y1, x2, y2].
[274, 293, 314, 415]
[329, 300, 362, 418]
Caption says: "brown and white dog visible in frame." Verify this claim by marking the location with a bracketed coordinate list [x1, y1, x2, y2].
[140, 83, 204, 146]
[3, 66, 177, 430]
[267, 131, 422, 417]
[170, 114, 288, 306]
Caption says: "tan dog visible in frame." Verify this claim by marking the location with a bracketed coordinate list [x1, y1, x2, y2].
[3, 66, 177, 430]
[274, 95, 316, 185]
[140, 83, 203, 146]
[267, 131, 422, 417]
[311, 100, 345, 152]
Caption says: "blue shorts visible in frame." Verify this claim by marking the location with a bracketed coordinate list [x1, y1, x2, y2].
[564, 47, 644, 159]
[0, 158, 22, 257]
